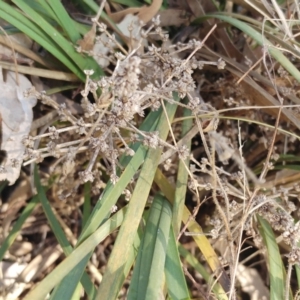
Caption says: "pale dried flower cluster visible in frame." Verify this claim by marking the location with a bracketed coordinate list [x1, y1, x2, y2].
[22, 18, 224, 190]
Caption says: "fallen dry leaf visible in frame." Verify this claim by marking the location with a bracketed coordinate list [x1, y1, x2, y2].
[158, 9, 191, 27]
[137, 0, 162, 23]
[0, 260, 27, 300]
[0, 70, 37, 185]
[108, 0, 162, 24]
[77, 24, 97, 51]
[237, 264, 269, 300]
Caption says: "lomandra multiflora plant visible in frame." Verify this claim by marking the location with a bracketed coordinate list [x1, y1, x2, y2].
[23, 17, 225, 193]
[19, 14, 300, 299]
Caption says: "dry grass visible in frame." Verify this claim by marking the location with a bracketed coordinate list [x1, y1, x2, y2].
[1, 0, 300, 299]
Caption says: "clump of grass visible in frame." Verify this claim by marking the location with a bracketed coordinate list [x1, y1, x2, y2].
[2, 0, 300, 299]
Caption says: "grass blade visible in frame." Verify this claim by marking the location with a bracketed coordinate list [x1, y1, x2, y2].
[49, 254, 90, 300]
[257, 215, 285, 300]
[127, 194, 172, 300]
[46, 0, 82, 43]
[154, 169, 230, 295]
[165, 227, 190, 300]
[82, 182, 92, 228]
[173, 102, 192, 236]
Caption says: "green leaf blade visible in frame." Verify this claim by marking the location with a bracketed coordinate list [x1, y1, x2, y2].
[257, 215, 286, 300]
[165, 228, 190, 300]
[128, 194, 172, 300]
